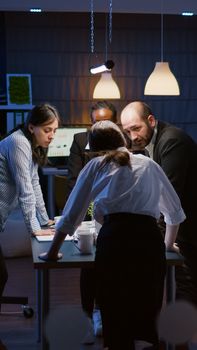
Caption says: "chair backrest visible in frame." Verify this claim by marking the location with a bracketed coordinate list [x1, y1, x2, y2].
[54, 175, 68, 213]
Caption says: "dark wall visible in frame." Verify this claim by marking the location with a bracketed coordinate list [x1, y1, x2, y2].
[0, 13, 6, 93]
[0, 13, 7, 135]
[1, 11, 197, 140]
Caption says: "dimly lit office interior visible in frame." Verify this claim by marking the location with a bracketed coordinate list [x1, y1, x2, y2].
[0, 1, 197, 349]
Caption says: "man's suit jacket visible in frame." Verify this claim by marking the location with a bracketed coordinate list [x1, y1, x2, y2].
[66, 131, 92, 200]
[154, 121, 197, 246]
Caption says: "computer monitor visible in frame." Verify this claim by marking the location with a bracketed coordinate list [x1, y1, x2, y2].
[47, 127, 87, 167]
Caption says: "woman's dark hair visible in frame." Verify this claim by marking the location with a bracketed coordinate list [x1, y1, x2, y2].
[9, 103, 61, 166]
[89, 120, 131, 168]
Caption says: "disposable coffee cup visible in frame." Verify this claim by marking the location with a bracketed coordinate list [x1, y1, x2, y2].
[95, 220, 102, 234]
[78, 221, 95, 230]
[75, 230, 94, 254]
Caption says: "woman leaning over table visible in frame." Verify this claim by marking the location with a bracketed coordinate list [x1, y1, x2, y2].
[0, 103, 60, 307]
[39, 120, 186, 350]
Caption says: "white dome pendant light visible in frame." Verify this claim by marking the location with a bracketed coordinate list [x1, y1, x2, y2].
[144, 1, 180, 95]
[90, 0, 121, 99]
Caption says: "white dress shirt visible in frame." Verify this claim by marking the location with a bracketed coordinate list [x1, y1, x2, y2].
[57, 148, 186, 236]
[0, 129, 49, 233]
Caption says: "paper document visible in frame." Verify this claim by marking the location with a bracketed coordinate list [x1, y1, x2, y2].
[36, 235, 73, 242]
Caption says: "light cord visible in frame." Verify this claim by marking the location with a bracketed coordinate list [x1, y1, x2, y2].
[161, 0, 164, 61]
[90, 0, 94, 53]
[105, 13, 108, 61]
[90, 0, 113, 58]
[109, 0, 112, 44]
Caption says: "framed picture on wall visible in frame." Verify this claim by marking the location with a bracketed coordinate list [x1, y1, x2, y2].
[6, 74, 32, 106]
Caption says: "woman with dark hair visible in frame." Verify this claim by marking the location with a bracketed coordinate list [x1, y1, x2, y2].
[39, 120, 185, 350]
[0, 103, 60, 309]
[66, 100, 119, 340]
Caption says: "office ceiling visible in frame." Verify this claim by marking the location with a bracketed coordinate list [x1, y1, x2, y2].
[0, 0, 196, 15]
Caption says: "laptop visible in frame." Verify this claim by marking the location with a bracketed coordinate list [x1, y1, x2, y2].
[47, 127, 87, 168]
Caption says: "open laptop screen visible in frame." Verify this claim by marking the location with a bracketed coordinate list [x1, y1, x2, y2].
[47, 127, 87, 167]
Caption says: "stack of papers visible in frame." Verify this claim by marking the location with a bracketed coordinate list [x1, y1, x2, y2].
[36, 235, 72, 242]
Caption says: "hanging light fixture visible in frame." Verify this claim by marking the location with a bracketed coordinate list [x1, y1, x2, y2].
[144, 1, 180, 96]
[90, 60, 114, 74]
[90, 0, 120, 99]
[93, 71, 120, 99]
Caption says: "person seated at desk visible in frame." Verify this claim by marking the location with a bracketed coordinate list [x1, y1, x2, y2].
[39, 120, 186, 350]
[0, 103, 60, 313]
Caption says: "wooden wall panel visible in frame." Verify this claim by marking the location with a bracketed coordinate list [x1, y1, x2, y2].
[1, 11, 197, 140]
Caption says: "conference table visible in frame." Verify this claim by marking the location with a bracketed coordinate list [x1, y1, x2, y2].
[31, 237, 184, 350]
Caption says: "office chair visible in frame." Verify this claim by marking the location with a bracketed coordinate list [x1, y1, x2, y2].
[0, 209, 34, 318]
[0, 296, 34, 318]
[54, 175, 69, 214]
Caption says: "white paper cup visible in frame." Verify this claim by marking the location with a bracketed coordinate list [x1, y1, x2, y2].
[75, 230, 94, 254]
[79, 221, 95, 230]
[95, 220, 102, 234]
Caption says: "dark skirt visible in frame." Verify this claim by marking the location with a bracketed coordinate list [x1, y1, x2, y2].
[95, 213, 166, 350]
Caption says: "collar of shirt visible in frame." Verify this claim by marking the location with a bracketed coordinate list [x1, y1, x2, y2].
[145, 120, 158, 159]
[85, 142, 90, 150]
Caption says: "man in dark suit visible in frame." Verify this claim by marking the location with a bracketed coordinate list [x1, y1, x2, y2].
[121, 100, 197, 307]
[65, 100, 118, 201]
[65, 100, 118, 343]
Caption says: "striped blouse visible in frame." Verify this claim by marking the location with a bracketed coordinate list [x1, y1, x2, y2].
[0, 129, 49, 234]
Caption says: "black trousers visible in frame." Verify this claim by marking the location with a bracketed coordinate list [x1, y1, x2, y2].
[175, 241, 197, 306]
[80, 268, 96, 318]
[80, 213, 97, 318]
[0, 245, 8, 309]
[95, 213, 166, 350]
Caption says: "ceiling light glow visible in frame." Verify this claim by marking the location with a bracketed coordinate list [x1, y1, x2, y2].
[182, 12, 194, 16]
[30, 8, 42, 13]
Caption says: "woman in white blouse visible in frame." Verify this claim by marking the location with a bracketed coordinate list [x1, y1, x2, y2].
[40, 120, 185, 350]
[0, 103, 59, 308]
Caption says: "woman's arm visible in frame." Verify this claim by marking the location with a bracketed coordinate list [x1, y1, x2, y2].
[8, 134, 48, 233]
[150, 158, 185, 254]
[31, 168, 50, 224]
[39, 230, 66, 260]
[165, 224, 180, 253]
[38, 158, 100, 261]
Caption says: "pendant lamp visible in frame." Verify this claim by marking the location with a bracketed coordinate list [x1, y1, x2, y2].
[93, 71, 121, 99]
[90, 0, 120, 99]
[90, 60, 114, 75]
[144, 2, 180, 96]
[144, 62, 180, 95]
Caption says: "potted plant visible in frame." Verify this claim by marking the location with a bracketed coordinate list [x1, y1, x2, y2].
[6, 74, 32, 106]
